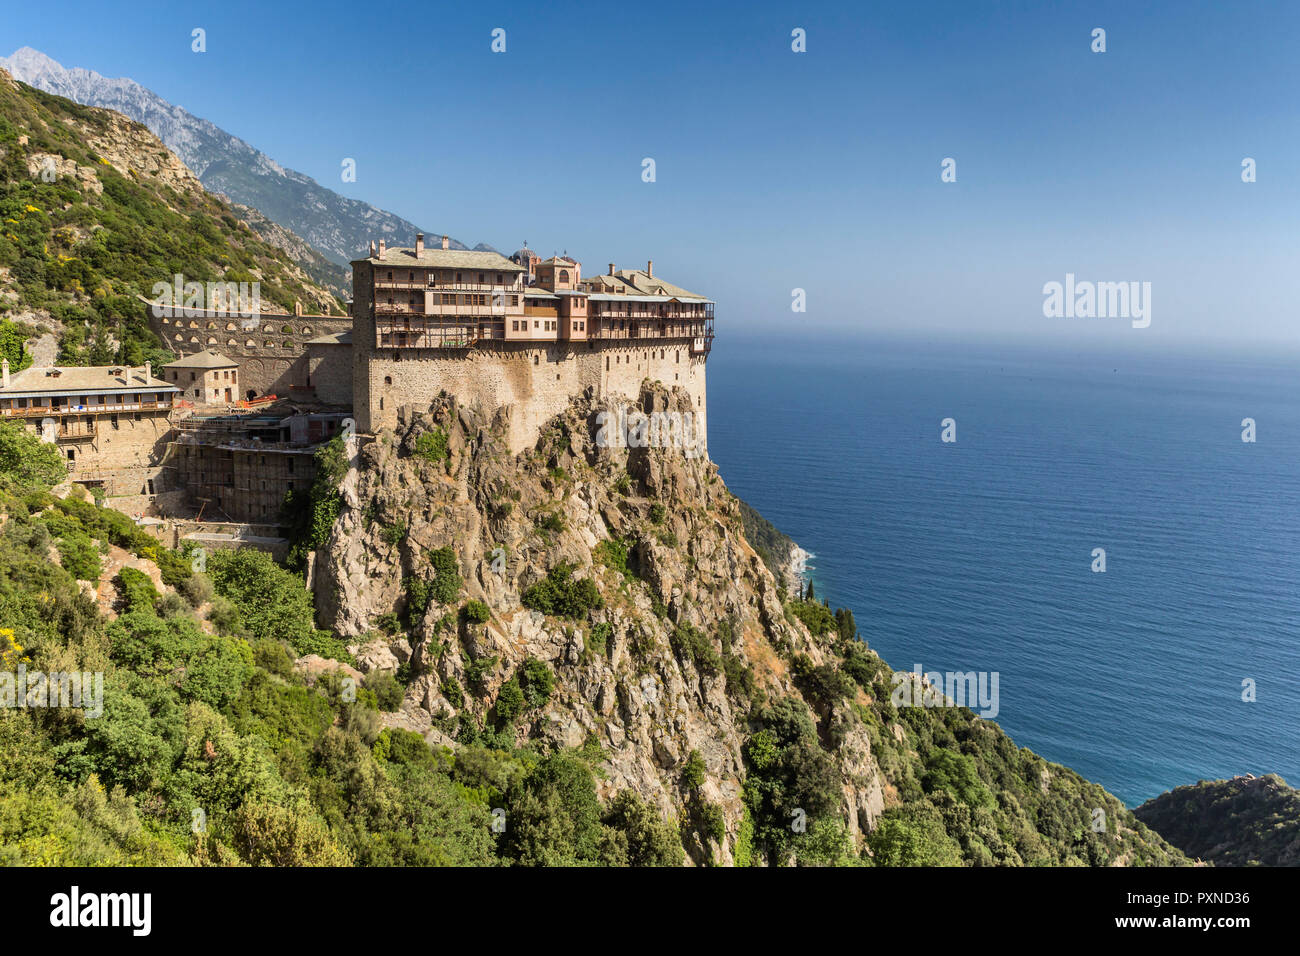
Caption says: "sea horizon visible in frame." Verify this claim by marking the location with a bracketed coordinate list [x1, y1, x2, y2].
[708, 329, 1300, 806]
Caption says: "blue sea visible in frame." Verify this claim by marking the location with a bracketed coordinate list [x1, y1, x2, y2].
[707, 333, 1300, 806]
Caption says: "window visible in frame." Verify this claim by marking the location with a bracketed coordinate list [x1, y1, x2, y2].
[384, 375, 392, 385]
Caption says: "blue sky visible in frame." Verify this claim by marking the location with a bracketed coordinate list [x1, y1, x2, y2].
[3, 0, 1297, 350]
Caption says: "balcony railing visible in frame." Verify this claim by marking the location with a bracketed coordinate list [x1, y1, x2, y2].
[0, 400, 172, 418]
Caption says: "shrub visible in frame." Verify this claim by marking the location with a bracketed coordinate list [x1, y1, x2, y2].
[114, 567, 158, 614]
[649, 503, 666, 524]
[786, 598, 837, 636]
[440, 676, 464, 710]
[57, 532, 100, 581]
[494, 677, 525, 725]
[427, 547, 462, 605]
[681, 749, 706, 790]
[594, 537, 635, 583]
[534, 511, 565, 536]
[587, 622, 612, 657]
[670, 623, 720, 674]
[462, 599, 490, 625]
[520, 657, 554, 709]
[0, 421, 65, 490]
[363, 670, 405, 712]
[413, 428, 449, 463]
[521, 563, 603, 619]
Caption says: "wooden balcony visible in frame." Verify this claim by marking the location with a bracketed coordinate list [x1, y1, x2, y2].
[0, 400, 172, 418]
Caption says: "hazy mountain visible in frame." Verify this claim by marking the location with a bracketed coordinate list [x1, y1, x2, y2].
[0, 47, 495, 268]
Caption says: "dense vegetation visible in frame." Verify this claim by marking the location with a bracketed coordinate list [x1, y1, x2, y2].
[1135, 775, 1300, 866]
[0, 424, 698, 865]
[0, 72, 343, 370]
[735, 496, 796, 581]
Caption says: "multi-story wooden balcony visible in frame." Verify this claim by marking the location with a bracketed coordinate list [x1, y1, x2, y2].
[375, 316, 507, 350]
[590, 316, 714, 344]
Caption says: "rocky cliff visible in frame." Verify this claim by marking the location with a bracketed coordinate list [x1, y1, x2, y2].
[311, 382, 1186, 866]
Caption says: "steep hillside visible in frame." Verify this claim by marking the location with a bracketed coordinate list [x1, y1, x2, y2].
[1135, 775, 1300, 866]
[1, 47, 485, 267]
[0, 379, 1187, 866]
[0, 67, 344, 369]
[308, 383, 1187, 866]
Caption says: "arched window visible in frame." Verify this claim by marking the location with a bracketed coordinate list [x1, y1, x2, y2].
[246, 339, 256, 347]
[301, 326, 312, 335]
[384, 375, 392, 385]
[558, 270, 570, 284]
[225, 322, 237, 331]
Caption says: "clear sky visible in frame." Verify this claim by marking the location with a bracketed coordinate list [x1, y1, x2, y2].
[3, 0, 1297, 351]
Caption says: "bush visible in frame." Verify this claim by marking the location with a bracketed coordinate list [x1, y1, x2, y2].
[462, 599, 490, 625]
[413, 428, 449, 463]
[520, 657, 554, 709]
[587, 622, 612, 657]
[494, 677, 525, 725]
[427, 547, 462, 605]
[521, 563, 603, 620]
[0, 421, 65, 490]
[57, 532, 100, 581]
[594, 537, 635, 583]
[113, 567, 158, 614]
[681, 750, 706, 790]
[670, 623, 720, 674]
[363, 670, 405, 712]
[786, 598, 837, 636]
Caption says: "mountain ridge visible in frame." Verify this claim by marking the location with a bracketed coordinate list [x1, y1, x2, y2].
[0, 47, 494, 269]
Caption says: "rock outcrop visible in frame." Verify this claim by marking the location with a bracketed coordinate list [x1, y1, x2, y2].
[314, 382, 885, 864]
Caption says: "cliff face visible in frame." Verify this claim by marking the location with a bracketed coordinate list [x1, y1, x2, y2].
[312, 382, 1186, 866]
[315, 383, 884, 862]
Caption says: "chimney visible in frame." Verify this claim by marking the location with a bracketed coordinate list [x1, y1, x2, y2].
[378, 239, 386, 257]
[608, 263, 615, 276]
[441, 235, 449, 250]
[2, 359, 8, 388]
[415, 233, 425, 256]
[144, 361, 151, 382]
[647, 259, 653, 278]
[295, 300, 302, 316]
[369, 240, 376, 257]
